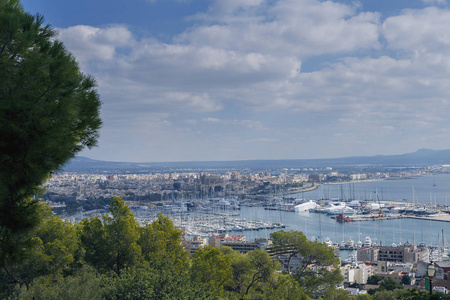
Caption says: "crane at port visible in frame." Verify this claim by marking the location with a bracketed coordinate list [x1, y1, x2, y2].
[336, 212, 353, 223]
[371, 191, 384, 218]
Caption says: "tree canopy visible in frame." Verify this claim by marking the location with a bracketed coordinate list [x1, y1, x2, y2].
[0, 0, 101, 243]
[0, 197, 318, 299]
[269, 230, 342, 298]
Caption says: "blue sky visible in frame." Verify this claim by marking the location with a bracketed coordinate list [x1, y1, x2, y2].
[21, 0, 450, 162]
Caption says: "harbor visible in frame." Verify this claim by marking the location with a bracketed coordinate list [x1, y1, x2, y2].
[67, 174, 450, 251]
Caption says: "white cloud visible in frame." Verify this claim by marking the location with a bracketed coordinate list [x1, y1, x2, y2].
[202, 118, 265, 129]
[56, 0, 381, 121]
[383, 7, 450, 53]
[57, 25, 134, 63]
[181, 0, 380, 57]
[59, 1, 450, 161]
[202, 117, 222, 124]
[247, 138, 279, 143]
[163, 92, 222, 112]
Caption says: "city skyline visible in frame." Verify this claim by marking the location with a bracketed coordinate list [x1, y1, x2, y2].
[22, 0, 450, 162]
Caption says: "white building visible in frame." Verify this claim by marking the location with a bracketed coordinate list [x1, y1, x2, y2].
[341, 262, 372, 284]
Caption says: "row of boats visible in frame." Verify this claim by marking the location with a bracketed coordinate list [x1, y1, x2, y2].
[326, 236, 450, 263]
[293, 199, 442, 217]
[324, 236, 374, 250]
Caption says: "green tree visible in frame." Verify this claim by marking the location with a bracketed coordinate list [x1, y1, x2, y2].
[323, 288, 351, 300]
[270, 230, 342, 298]
[79, 197, 142, 276]
[222, 247, 296, 300]
[369, 288, 411, 300]
[103, 265, 155, 300]
[138, 212, 188, 267]
[368, 277, 404, 295]
[261, 274, 310, 300]
[222, 246, 252, 294]
[270, 230, 309, 274]
[190, 246, 232, 299]
[17, 266, 104, 300]
[379, 278, 403, 291]
[103, 261, 197, 300]
[244, 250, 280, 296]
[401, 274, 412, 285]
[0, 203, 80, 296]
[299, 267, 344, 298]
[0, 0, 101, 265]
[367, 275, 382, 285]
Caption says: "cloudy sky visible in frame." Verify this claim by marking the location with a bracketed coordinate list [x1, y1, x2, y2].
[21, 0, 450, 162]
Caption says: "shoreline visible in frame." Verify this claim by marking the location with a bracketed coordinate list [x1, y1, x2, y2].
[285, 184, 319, 195]
[284, 178, 387, 197]
[285, 175, 430, 199]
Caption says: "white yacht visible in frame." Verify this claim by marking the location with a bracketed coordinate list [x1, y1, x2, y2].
[364, 236, 372, 247]
[356, 240, 363, 248]
[346, 237, 355, 248]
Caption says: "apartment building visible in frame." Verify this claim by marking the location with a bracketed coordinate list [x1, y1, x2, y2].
[357, 244, 429, 263]
[184, 235, 207, 255]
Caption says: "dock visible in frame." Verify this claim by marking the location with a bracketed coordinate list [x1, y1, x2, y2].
[406, 214, 450, 223]
[331, 214, 407, 222]
[330, 214, 450, 223]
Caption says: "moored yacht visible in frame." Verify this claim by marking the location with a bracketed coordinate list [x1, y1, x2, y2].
[364, 236, 372, 247]
[346, 237, 355, 248]
[356, 240, 363, 248]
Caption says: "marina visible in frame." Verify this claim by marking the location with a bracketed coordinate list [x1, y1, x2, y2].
[69, 174, 450, 254]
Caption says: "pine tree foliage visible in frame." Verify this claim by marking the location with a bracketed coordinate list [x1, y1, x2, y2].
[0, 0, 101, 242]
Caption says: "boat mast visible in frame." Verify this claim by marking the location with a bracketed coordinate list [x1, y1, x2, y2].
[430, 192, 433, 247]
[319, 213, 323, 243]
[413, 186, 416, 245]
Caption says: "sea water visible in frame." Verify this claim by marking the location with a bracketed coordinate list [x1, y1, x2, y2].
[300, 173, 450, 204]
[229, 174, 450, 247]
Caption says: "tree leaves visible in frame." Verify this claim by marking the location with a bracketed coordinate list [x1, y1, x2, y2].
[270, 230, 342, 298]
[79, 197, 142, 276]
[0, 0, 101, 239]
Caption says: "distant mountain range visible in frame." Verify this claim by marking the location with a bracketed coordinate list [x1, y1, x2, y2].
[61, 149, 450, 173]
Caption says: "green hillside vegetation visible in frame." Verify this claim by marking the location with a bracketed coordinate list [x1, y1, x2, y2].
[0, 197, 447, 299]
[0, 197, 312, 299]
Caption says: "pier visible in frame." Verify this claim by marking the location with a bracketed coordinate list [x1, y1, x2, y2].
[330, 214, 407, 222]
[406, 214, 450, 223]
[329, 213, 450, 223]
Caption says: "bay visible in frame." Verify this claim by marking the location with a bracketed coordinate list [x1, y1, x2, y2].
[227, 174, 450, 247]
[230, 206, 449, 247]
[299, 173, 450, 204]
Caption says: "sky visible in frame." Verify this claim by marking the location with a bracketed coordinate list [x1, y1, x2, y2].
[20, 0, 450, 162]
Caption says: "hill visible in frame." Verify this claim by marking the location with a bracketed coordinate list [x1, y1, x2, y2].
[61, 149, 450, 173]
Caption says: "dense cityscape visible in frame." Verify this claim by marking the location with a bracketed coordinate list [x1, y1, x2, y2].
[43, 164, 446, 209]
